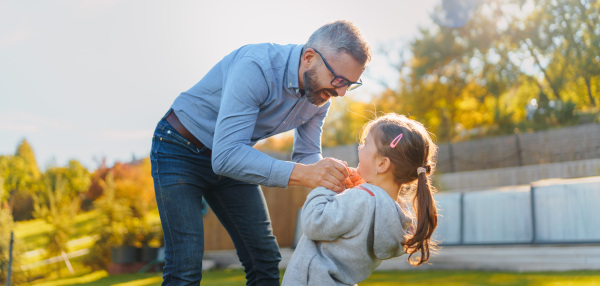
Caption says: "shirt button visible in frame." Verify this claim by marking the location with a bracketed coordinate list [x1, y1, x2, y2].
[289, 83, 292, 86]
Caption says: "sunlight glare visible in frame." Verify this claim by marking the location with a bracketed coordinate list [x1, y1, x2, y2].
[113, 276, 163, 286]
[33, 271, 108, 286]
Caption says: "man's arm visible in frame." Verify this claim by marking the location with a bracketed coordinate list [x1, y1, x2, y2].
[212, 57, 296, 187]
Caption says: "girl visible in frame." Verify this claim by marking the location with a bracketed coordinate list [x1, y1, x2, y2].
[282, 113, 439, 286]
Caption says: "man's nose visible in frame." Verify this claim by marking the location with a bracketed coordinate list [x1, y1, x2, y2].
[335, 86, 348, 97]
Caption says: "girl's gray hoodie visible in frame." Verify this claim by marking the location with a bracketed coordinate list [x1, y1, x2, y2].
[282, 183, 412, 285]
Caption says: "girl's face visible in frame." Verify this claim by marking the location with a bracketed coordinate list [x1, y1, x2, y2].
[357, 130, 380, 182]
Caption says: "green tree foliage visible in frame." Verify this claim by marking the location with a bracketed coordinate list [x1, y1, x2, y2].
[85, 171, 132, 270]
[0, 202, 25, 285]
[256, 98, 377, 151]
[84, 158, 160, 270]
[41, 160, 91, 203]
[512, 0, 600, 107]
[255, 132, 295, 153]
[33, 174, 79, 276]
[0, 176, 7, 204]
[373, 0, 599, 143]
[322, 98, 379, 147]
[0, 139, 43, 220]
[111, 158, 155, 218]
[15, 140, 41, 182]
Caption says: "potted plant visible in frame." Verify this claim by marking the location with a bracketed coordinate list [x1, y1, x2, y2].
[111, 218, 141, 264]
[138, 220, 162, 263]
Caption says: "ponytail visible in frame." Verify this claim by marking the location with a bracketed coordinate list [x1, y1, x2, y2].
[402, 168, 438, 266]
[363, 113, 439, 265]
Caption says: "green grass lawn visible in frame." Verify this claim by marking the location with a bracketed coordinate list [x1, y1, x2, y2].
[26, 269, 600, 286]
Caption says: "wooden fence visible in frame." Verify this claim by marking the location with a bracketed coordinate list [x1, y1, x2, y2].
[203, 186, 311, 250]
[436, 123, 600, 173]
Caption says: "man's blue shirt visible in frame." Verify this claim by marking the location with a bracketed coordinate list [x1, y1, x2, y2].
[171, 43, 330, 188]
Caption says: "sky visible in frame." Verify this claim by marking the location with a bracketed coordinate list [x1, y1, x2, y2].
[0, 0, 440, 171]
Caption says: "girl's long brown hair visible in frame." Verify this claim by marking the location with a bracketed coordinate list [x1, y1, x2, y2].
[360, 113, 438, 266]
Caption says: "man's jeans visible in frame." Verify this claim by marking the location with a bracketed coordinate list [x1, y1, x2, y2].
[150, 113, 282, 285]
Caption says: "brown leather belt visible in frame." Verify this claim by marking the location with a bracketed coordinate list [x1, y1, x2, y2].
[165, 110, 212, 156]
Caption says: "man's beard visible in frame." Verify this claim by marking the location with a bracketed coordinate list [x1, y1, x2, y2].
[303, 68, 338, 107]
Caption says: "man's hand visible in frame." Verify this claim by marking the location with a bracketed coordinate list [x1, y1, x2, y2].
[289, 157, 349, 193]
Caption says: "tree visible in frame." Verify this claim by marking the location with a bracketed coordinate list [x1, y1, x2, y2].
[111, 157, 155, 218]
[15, 139, 41, 182]
[33, 174, 79, 276]
[509, 0, 600, 106]
[535, 0, 599, 106]
[0, 202, 25, 285]
[0, 167, 8, 204]
[42, 160, 91, 203]
[0, 140, 43, 220]
[322, 99, 376, 147]
[373, 0, 598, 143]
[85, 171, 132, 270]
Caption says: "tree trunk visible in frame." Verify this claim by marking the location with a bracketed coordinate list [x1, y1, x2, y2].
[525, 42, 563, 101]
[584, 76, 596, 107]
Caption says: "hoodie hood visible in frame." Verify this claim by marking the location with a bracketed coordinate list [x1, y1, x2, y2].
[360, 183, 412, 260]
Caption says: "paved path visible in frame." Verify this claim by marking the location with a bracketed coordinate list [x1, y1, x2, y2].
[204, 244, 600, 272]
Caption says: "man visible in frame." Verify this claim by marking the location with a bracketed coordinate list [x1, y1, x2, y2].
[150, 20, 371, 285]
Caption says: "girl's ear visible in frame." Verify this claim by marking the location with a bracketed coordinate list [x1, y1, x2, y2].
[377, 156, 392, 174]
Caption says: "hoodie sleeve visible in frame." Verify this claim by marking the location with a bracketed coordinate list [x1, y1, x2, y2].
[301, 187, 371, 241]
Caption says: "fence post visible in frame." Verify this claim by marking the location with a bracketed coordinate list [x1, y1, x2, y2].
[459, 192, 464, 245]
[448, 143, 455, 173]
[515, 133, 523, 166]
[530, 186, 537, 244]
[7, 231, 13, 286]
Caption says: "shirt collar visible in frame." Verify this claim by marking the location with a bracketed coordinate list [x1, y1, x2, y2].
[286, 44, 304, 98]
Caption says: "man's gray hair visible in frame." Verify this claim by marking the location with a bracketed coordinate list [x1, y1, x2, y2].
[305, 20, 372, 65]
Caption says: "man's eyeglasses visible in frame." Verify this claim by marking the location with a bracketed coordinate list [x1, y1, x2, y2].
[313, 49, 362, 91]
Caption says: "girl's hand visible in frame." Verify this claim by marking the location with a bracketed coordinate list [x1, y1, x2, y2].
[344, 167, 365, 189]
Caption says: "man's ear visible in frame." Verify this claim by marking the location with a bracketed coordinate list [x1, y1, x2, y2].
[377, 156, 392, 174]
[302, 48, 316, 68]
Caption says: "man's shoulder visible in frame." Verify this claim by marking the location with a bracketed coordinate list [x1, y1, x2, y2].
[240, 42, 301, 52]
[234, 43, 302, 64]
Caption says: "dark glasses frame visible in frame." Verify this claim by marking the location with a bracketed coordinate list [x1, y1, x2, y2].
[313, 49, 362, 91]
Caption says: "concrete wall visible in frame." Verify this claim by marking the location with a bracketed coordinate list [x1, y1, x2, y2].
[433, 176, 600, 245]
[533, 177, 600, 242]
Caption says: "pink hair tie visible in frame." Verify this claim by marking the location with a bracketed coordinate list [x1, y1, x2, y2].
[390, 133, 403, 148]
[417, 167, 427, 175]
